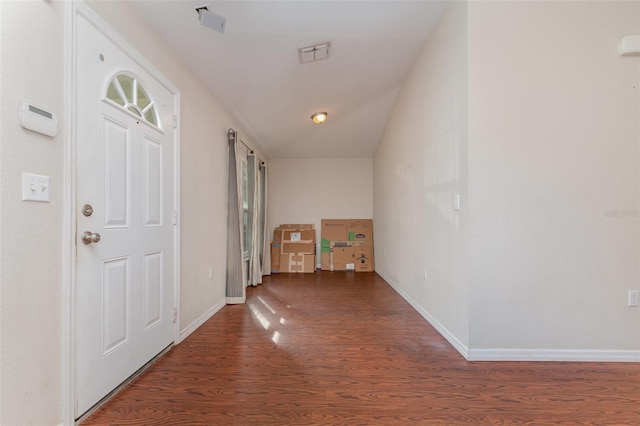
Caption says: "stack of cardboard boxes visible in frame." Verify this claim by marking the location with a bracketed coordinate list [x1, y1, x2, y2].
[321, 219, 374, 272]
[270, 224, 316, 273]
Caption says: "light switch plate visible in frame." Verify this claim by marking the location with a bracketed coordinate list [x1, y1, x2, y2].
[22, 173, 50, 202]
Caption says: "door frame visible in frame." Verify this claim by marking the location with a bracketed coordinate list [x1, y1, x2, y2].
[63, 2, 181, 423]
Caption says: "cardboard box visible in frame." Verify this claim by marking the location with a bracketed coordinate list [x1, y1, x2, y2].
[273, 224, 314, 242]
[331, 245, 355, 271]
[270, 242, 281, 273]
[271, 224, 317, 273]
[321, 252, 331, 271]
[279, 253, 315, 273]
[321, 219, 374, 272]
[281, 229, 315, 254]
[353, 243, 373, 272]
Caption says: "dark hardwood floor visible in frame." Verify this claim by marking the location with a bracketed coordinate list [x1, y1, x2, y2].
[83, 271, 640, 425]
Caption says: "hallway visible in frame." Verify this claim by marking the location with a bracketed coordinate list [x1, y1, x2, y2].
[84, 272, 640, 425]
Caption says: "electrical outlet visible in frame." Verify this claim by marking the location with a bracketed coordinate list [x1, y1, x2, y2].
[424, 269, 428, 281]
[629, 290, 639, 307]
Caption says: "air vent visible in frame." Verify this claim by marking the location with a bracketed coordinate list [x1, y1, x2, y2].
[298, 42, 331, 64]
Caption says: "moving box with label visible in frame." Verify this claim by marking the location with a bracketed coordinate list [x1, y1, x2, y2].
[321, 219, 374, 272]
[271, 224, 316, 273]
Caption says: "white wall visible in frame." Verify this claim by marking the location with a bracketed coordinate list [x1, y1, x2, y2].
[467, 0, 640, 355]
[374, 0, 640, 359]
[0, 2, 65, 424]
[0, 1, 263, 424]
[268, 158, 373, 254]
[373, 2, 469, 351]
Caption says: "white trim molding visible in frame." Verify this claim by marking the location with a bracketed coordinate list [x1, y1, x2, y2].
[468, 349, 640, 363]
[376, 270, 470, 360]
[376, 270, 640, 364]
[178, 299, 226, 343]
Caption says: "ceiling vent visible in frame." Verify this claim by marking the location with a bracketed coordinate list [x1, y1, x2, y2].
[298, 42, 331, 64]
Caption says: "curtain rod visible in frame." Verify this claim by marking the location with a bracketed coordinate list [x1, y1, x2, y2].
[227, 128, 253, 154]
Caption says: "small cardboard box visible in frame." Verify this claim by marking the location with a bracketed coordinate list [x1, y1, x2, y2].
[280, 253, 315, 273]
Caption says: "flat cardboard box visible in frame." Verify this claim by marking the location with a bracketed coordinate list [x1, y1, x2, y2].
[273, 224, 314, 242]
[279, 253, 315, 273]
[270, 243, 281, 272]
[353, 243, 373, 272]
[280, 229, 315, 254]
[321, 252, 331, 271]
[321, 219, 374, 272]
[321, 219, 349, 242]
[347, 219, 374, 242]
[331, 246, 355, 271]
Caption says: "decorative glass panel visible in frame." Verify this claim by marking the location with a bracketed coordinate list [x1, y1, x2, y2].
[105, 73, 162, 131]
[144, 109, 158, 126]
[106, 82, 125, 106]
[128, 106, 142, 117]
[137, 85, 151, 110]
[117, 74, 134, 103]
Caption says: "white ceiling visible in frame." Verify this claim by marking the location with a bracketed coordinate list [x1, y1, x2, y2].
[130, 1, 448, 158]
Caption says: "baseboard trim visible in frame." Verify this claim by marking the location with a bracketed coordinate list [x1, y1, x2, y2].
[376, 270, 470, 360]
[468, 349, 640, 362]
[376, 270, 640, 363]
[178, 299, 225, 343]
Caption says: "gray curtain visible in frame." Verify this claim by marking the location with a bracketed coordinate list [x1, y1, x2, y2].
[247, 156, 269, 286]
[259, 162, 270, 276]
[247, 154, 261, 286]
[226, 129, 245, 304]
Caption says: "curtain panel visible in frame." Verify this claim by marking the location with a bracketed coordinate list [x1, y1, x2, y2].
[225, 129, 246, 304]
[247, 154, 262, 286]
[260, 162, 270, 277]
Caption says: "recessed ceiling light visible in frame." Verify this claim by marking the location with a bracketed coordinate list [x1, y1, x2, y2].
[311, 112, 328, 124]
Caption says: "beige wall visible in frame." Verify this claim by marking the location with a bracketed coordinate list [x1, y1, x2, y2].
[467, 0, 640, 354]
[374, 0, 640, 359]
[268, 158, 373, 259]
[373, 1, 469, 350]
[0, 1, 65, 423]
[0, 1, 263, 424]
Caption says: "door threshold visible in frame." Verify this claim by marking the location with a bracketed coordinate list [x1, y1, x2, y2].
[75, 344, 173, 424]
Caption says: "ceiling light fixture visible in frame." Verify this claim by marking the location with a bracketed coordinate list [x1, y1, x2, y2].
[195, 6, 226, 33]
[311, 112, 328, 124]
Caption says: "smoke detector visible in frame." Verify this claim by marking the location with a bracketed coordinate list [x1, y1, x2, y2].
[298, 42, 331, 64]
[196, 6, 226, 33]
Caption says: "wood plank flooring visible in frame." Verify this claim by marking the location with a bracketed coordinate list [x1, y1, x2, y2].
[83, 271, 640, 425]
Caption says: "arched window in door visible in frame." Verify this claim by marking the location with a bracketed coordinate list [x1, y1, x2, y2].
[105, 73, 162, 130]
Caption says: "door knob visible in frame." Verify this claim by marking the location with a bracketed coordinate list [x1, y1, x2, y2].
[81, 231, 101, 245]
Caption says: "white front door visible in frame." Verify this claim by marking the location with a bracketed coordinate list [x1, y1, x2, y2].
[74, 14, 177, 417]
